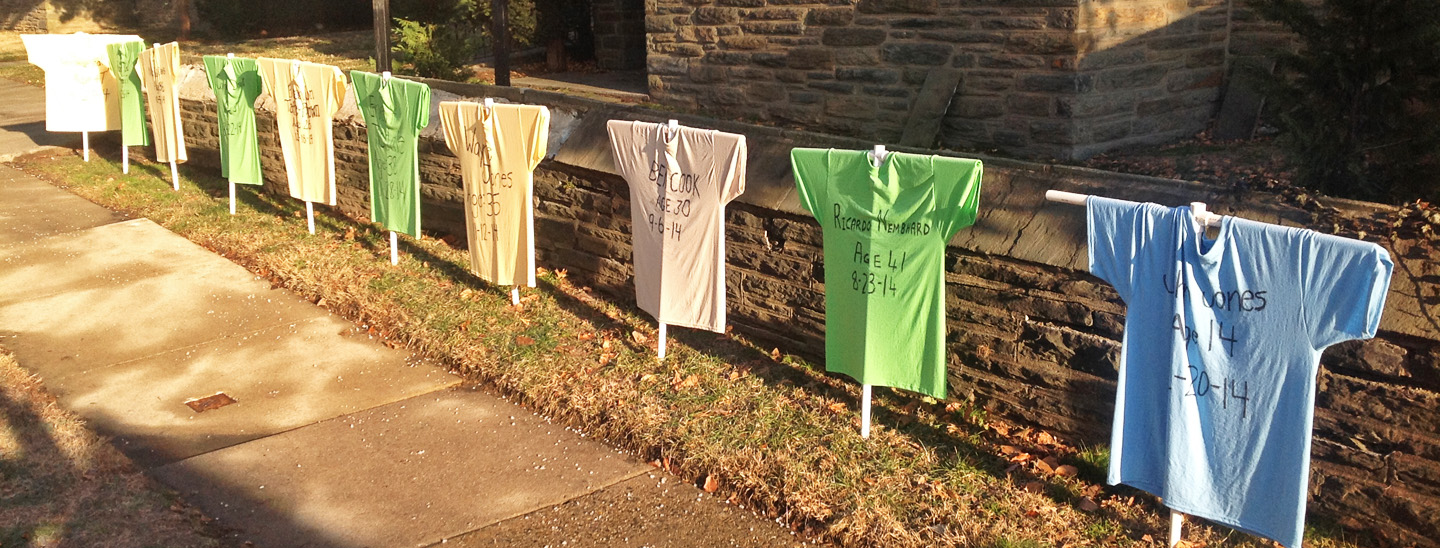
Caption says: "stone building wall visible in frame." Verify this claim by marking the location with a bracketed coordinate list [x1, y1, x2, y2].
[593, 0, 647, 70]
[644, 0, 1238, 160]
[0, 0, 46, 31]
[174, 67, 1439, 545]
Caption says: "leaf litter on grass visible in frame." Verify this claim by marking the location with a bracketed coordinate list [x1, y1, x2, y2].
[8, 149, 1388, 548]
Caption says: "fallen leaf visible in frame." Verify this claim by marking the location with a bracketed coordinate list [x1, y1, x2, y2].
[1021, 481, 1044, 494]
[1034, 458, 1055, 475]
[703, 474, 720, 493]
[515, 335, 536, 346]
[631, 330, 647, 344]
[999, 445, 1021, 455]
[460, 288, 474, 300]
[554, 268, 568, 279]
[770, 348, 781, 360]
[673, 375, 699, 389]
[827, 402, 848, 414]
[1055, 464, 1079, 477]
[343, 227, 356, 240]
[578, 331, 595, 341]
[1077, 497, 1100, 512]
[458, 320, 470, 332]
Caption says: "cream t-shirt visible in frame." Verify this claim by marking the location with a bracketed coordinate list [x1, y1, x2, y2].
[257, 58, 347, 205]
[138, 42, 187, 163]
[439, 101, 550, 287]
[22, 33, 142, 132]
[606, 120, 747, 333]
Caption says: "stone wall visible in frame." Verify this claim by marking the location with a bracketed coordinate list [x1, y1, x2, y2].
[174, 66, 1439, 545]
[644, 0, 1239, 161]
[0, 0, 45, 31]
[593, 0, 647, 70]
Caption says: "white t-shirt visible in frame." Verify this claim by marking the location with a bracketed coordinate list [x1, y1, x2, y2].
[606, 120, 747, 332]
[22, 33, 142, 132]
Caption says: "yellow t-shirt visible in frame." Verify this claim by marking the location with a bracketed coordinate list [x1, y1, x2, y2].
[257, 58, 347, 205]
[138, 42, 187, 163]
[22, 33, 142, 132]
[439, 101, 549, 287]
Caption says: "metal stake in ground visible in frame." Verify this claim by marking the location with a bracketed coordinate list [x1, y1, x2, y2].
[491, 0, 510, 86]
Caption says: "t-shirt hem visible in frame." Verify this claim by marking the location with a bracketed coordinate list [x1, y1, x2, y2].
[1119, 480, 1298, 548]
[653, 317, 726, 334]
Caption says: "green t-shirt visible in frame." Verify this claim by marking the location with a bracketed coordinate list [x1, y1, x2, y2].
[106, 41, 149, 147]
[202, 56, 264, 185]
[351, 71, 431, 237]
[791, 149, 982, 398]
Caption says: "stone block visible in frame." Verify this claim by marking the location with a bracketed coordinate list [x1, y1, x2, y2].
[1007, 31, 1081, 55]
[1019, 73, 1095, 93]
[788, 90, 823, 105]
[978, 53, 1047, 70]
[719, 35, 769, 50]
[956, 97, 1006, 119]
[836, 67, 901, 84]
[1030, 119, 1077, 144]
[647, 55, 691, 75]
[1006, 94, 1052, 117]
[807, 80, 854, 93]
[740, 21, 805, 34]
[1166, 68, 1224, 92]
[822, 26, 887, 47]
[862, 85, 911, 98]
[835, 49, 880, 66]
[656, 42, 705, 57]
[806, 7, 853, 25]
[747, 7, 806, 20]
[645, 14, 677, 32]
[752, 52, 787, 68]
[881, 42, 952, 66]
[787, 47, 835, 70]
[688, 64, 729, 83]
[693, 7, 740, 24]
[746, 82, 788, 102]
[1096, 64, 1169, 91]
[856, 0, 938, 15]
[979, 16, 1047, 30]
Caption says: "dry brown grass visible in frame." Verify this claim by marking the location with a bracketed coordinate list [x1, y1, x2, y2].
[0, 348, 223, 547]
[6, 144, 1384, 548]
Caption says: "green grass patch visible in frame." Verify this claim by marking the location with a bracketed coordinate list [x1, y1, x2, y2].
[9, 149, 1381, 548]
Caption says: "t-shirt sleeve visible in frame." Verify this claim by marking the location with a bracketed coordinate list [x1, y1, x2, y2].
[933, 157, 983, 239]
[240, 60, 263, 105]
[349, 71, 373, 122]
[605, 120, 637, 182]
[789, 148, 828, 218]
[1302, 233, 1394, 349]
[717, 132, 746, 204]
[201, 56, 221, 92]
[255, 58, 277, 96]
[438, 102, 464, 156]
[412, 82, 431, 133]
[528, 106, 549, 170]
[1086, 196, 1156, 304]
[329, 66, 347, 115]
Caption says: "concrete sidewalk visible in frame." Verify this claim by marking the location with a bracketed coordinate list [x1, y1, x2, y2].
[0, 79, 805, 546]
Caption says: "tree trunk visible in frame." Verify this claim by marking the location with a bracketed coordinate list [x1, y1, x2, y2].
[177, 0, 192, 40]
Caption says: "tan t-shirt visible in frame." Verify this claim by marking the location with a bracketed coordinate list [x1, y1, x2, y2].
[606, 120, 747, 332]
[22, 33, 141, 132]
[138, 42, 186, 163]
[439, 101, 550, 287]
[257, 58, 347, 204]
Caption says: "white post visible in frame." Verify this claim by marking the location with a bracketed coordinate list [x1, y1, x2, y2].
[169, 159, 178, 190]
[122, 144, 129, 173]
[1169, 511, 1184, 547]
[861, 384, 873, 438]
[667, 119, 678, 130]
[228, 182, 236, 215]
[389, 231, 398, 265]
[306, 201, 315, 234]
[510, 287, 519, 306]
[871, 144, 887, 167]
[82, 132, 90, 161]
[657, 322, 668, 360]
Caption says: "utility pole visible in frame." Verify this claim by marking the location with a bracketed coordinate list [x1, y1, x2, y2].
[373, 0, 392, 72]
[492, 0, 511, 86]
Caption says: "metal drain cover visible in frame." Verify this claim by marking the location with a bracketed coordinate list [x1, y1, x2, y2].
[185, 392, 237, 413]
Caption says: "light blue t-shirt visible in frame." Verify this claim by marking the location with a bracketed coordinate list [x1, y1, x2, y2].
[1087, 197, 1392, 548]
